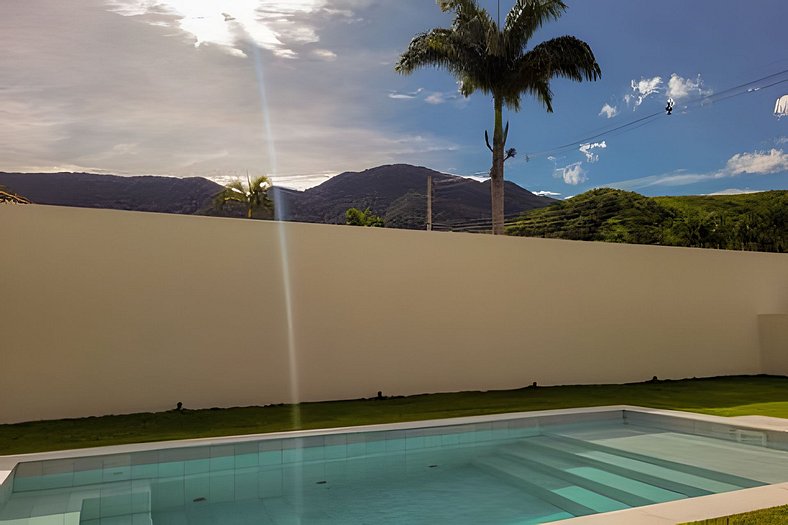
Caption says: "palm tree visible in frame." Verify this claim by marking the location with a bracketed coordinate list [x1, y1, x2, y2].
[214, 174, 273, 219]
[396, 0, 601, 234]
[0, 186, 31, 204]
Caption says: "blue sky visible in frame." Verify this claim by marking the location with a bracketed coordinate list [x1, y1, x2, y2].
[1, 0, 786, 197]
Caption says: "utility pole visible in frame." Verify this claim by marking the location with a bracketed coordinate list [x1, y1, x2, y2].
[426, 174, 433, 231]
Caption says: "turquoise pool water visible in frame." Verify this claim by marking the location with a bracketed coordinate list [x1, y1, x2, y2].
[2, 411, 788, 524]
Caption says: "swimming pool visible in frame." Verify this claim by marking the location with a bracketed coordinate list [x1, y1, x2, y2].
[2, 407, 788, 524]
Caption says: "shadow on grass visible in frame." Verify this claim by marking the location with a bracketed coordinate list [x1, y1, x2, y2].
[2, 375, 788, 455]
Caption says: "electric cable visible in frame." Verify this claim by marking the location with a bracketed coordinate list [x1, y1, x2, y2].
[525, 69, 788, 160]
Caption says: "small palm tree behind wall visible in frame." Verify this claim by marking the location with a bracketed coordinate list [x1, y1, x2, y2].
[396, 0, 601, 235]
[214, 174, 274, 219]
[0, 185, 31, 204]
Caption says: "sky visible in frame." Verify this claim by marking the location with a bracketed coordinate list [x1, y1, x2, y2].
[1, 0, 786, 197]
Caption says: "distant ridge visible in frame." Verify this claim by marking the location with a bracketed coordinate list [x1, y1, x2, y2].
[272, 164, 557, 228]
[0, 172, 222, 215]
[2, 170, 782, 251]
[0, 165, 557, 228]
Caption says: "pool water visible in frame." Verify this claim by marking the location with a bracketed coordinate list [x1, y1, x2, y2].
[2, 411, 787, 524]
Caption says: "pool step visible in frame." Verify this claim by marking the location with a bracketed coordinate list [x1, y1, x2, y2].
[503, 440, 709, 498]
[500, 446, 685, 505]
[542, 434, 762, 491]
[474, 456, 627, 516]
[497, 449, 654, 507]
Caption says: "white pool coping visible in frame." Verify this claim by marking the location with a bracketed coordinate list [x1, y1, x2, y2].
[2, 405, 788, 524]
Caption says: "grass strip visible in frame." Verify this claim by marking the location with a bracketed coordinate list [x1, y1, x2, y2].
[679, 504, 788, 524]
[2, 375, 788, 455]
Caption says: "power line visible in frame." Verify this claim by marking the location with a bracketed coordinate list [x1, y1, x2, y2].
[685, 69, 788, 106]
[525, 69, 788, 160]
[688, 77, 788, 108]
[440, 198, 652, 230]
[528, 111, 663, 159]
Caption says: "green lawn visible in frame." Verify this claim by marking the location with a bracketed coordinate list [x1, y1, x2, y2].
[680, 505, 788, 524]
[2, 375, 788, 455]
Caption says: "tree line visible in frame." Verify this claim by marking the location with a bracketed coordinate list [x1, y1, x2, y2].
[508, 188, 786, 252]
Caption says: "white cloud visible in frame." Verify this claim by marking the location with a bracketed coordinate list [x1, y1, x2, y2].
[458, 174, 489, 182]
[604, 148, 788, 190]
[556, 162, 587, 185]
[273, 21, 318, 44]
[726, 148, 788, 175]
[579, 141, 607, 163]
[105, 0, 340, 59]
[777, 136, 788, 145]
[11, 163, 119, 175]
[774, 95, 788, 118]
[104, 0, 150, 16]
[425, 90, 462, 105]
[667, 73, 711, 100]
[425, 92, 446, 104]
[620, 73, 712, 112]
[388, 88, 423, 99]
[312, 48, 337, 61]
[601, 171, 699, 190]
[706, 188, 765, 196]
[534, 190, 561, 197]
[0, 1, 477, 181]
[629, 76, 662, 108]
[599, 103, 618, 119]
[271, 172, 335, 191]
[208, 171, 335, 191]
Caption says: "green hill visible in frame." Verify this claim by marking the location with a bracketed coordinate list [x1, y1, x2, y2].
[507, 188, 787, 253]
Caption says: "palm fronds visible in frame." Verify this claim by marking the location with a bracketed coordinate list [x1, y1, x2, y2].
[214, 175, 273, 219]
[396, 0, 601, 234]
[0, 187, 31, 204]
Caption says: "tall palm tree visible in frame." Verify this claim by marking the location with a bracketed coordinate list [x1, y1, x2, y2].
[214, 174, 273, 219]
[396, 0, 601, 234]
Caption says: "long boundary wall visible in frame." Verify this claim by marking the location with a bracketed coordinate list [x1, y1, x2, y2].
[1, 205, 786, 423]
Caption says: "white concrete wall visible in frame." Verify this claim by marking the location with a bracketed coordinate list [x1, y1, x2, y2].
[760, 314, 788, 375]
[1, 204, 786, 423]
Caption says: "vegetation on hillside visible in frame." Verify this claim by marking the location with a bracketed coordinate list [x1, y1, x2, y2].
[0, 172, 226, 215]
[384, 191, 428, 229]
[345, 207, 384, 227]
[508, 188, 786, 252]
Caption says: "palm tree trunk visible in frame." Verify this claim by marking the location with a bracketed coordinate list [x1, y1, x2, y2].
[490, 95, 505, 235]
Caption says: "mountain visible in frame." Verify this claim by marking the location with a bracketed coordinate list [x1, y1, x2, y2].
[2, 170, 782, 251]
[508, 188, 787, 252]
[0, 172, 223, 215]
[271, 164, 557, 228]
[0, 165, 557, 228]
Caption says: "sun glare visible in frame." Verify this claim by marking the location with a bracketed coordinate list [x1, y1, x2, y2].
[107, 0, 326, 57]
